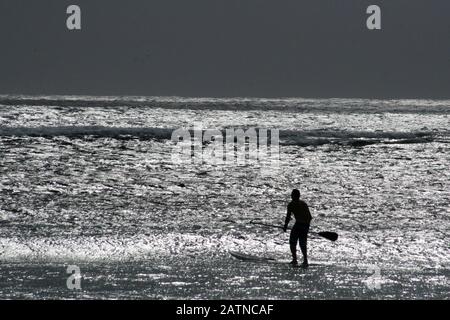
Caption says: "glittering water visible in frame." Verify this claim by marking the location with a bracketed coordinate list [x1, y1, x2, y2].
[0, 95, 449, 299]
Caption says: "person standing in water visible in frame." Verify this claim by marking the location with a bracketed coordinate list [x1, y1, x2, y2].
[283, 189, 312, 267]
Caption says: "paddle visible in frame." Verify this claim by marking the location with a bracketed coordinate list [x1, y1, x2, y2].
[250, 220, 338, 242]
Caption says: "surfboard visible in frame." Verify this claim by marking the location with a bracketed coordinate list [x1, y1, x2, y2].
[229, 251, 290, 264]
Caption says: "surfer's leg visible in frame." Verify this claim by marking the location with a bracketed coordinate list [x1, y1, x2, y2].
[299, 235, 307, 263]
[298, 225, 309, 265]
[289, 227, 299, 263]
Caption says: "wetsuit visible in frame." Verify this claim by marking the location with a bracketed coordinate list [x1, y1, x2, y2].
[285, 200, 312, 263]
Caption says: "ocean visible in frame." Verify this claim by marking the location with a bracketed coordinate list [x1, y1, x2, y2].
[0, 95, 448, 299]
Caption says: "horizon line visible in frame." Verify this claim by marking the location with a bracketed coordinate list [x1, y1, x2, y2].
[1, 92, 450, 102]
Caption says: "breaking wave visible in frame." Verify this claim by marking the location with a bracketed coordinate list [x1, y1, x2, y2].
[0, 125, 445, 147]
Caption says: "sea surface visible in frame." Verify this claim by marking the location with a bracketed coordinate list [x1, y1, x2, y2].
[0, 95, 448, 299]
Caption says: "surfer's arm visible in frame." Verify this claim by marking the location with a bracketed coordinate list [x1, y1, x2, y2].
[283, 207, 292, 232]
[306, 204, 313, 223]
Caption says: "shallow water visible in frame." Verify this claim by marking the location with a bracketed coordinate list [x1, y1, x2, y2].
[0, 259, 448, 299]
[0, 95, 448, 299]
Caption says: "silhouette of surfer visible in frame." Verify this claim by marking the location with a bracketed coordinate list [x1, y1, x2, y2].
[283, 189, 312, 267]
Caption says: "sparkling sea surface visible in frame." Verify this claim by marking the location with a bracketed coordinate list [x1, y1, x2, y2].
[0, 95, 448, 299]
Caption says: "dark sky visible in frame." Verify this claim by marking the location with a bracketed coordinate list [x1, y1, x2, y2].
[0, 0, 449, 99]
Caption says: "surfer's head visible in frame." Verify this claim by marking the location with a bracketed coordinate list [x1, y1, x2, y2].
[291, 189, 300, 201]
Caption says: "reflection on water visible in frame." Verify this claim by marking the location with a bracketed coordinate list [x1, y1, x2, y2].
[0, 96, 449, 299]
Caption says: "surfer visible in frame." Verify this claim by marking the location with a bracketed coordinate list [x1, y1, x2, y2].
[283, 189, 312, 267]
